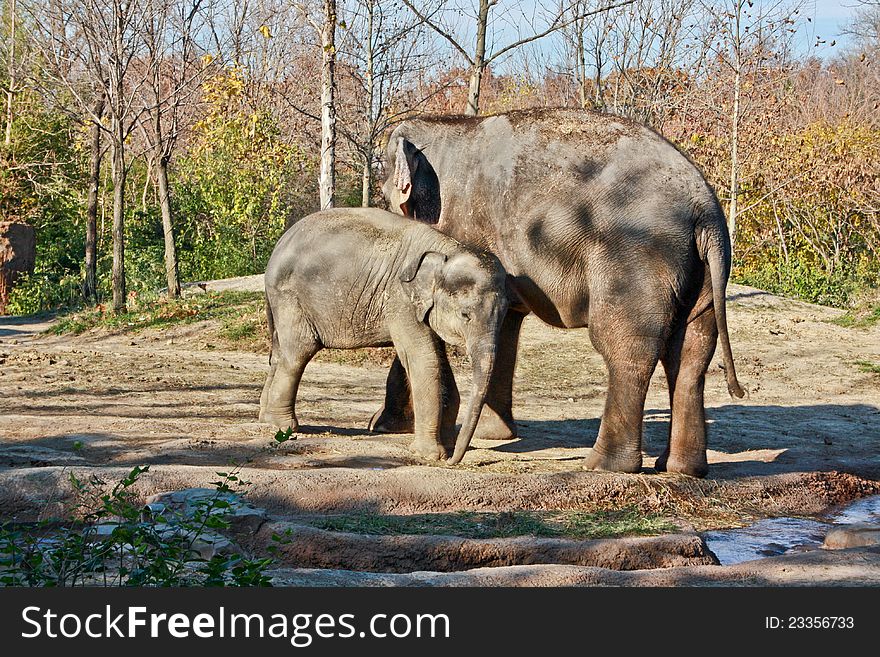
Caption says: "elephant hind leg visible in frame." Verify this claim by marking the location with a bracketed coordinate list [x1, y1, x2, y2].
[656, 306, 717, 478]
[368, 356, 416, 433]
[259, 304, 319, 432]
[584, 319, 663, 474]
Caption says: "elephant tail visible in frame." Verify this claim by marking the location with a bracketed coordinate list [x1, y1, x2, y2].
[266, 297, 276, 365]
[699, 208, 746, 399]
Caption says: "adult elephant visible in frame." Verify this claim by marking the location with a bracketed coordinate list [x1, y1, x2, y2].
[369, 108, 744, 477]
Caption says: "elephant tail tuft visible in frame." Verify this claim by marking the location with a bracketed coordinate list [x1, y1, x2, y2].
[698, 206, 746, 399]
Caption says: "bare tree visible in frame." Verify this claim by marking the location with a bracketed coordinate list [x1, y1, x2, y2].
[846, 0, 880, 49]
[138, 0, 211, 297]
[3, 0, 16, 146]
[319, 0, 337, 208]
[83, 87, 105, 302]
[402, 0, 636, 115]
[700, 0, 801, 244]
[30, 0, 154, 312]
[341, 0, 442, 206]
[291, 0, 338, 208]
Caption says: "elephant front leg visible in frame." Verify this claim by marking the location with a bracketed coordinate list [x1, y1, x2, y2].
[369, 349, 460, 437]
[438, 344, 461, 453]
[391, 329, 449, 461]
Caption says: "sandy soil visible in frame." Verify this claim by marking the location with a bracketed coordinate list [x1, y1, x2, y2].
[1, 281, 879, 584]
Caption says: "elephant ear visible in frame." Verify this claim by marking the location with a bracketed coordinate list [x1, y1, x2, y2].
[399, 251, 446, 323]
[393, 138, 418, 215]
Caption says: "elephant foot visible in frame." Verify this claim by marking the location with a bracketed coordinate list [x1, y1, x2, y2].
[259, 408, 299, 433]
[474, 407, 517, 441]
[368, 405, 415, 434]
[654, 450, 708, 478]
[409, 438, 450, 462]
[582, 446, 643, 474]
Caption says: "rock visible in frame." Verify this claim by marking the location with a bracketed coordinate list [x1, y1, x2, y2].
[145, 488, 267, 533]
[0, 221, 36, 314]
[0, 221, 36, 272]
[823, 523, 880, 549]
[89, 520, 238, 560]
[154, 524, 238, 559]
[189, 533, 237, 560]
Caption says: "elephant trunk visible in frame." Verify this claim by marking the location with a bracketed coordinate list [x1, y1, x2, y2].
[448, 337, 496, 465]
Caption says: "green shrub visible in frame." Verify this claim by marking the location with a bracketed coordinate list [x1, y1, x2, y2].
[0, 465, 273, 587]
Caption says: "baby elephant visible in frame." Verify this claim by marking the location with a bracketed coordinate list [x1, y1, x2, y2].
[259, 208, 509, 464]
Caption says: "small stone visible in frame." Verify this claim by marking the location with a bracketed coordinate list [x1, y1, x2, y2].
[145, 488, 267, 534]
[823, 523, 880, 549]
[189, 533, 237, 560]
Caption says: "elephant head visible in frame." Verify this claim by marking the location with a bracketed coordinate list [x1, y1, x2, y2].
[383, 137, 441, 223]
[399, 249, 508, 464]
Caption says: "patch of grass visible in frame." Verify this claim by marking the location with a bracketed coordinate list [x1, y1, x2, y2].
[52, 291, 265, 336]
[832, 303, 880, 328]
[560, 508, 674, 539]
[308, 508, 675, 540]
[855, 360, 880, 375]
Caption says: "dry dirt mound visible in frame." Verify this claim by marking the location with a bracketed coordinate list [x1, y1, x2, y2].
[0, 282, 878, 584]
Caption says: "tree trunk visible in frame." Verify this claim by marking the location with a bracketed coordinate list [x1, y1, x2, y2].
[152, 100, 180, 297]
[361, 154, 372, 207]
[727, 0, 743, 248]
[576, 24, 587, 108]
[319, 0, 337, 209]
[157, 155, 180, 297]
[4, 0, 16, 146]
[464, 0, 491, 116]
[83, 89, 105, 303]
[110, 130, 126, 314]
[728, 67, 740, 246]
[361, 0, 374, 208]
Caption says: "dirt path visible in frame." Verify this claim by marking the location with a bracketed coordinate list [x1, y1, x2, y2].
[1, 282, 879, 584]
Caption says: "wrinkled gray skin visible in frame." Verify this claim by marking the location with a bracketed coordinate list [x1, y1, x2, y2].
[372, 108, 745, 477]
[259, 208, 508, 463]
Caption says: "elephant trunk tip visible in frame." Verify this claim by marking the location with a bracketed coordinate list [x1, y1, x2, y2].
[447, 447, 467, 466]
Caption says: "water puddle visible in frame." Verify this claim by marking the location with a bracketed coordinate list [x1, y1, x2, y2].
[703, 495, 880, 565]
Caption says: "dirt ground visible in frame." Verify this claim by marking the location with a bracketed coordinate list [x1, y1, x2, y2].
[1, 280, 879, 585]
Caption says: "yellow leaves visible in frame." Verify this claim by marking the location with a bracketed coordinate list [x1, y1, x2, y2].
[259, 25, 271, 39]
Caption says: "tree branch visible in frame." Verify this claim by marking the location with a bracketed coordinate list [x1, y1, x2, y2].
[400, 0, 473, 65]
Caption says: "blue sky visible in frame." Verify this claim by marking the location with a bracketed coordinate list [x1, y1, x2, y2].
[485, 0, 867, 71]
[805, 0, 861, 54]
